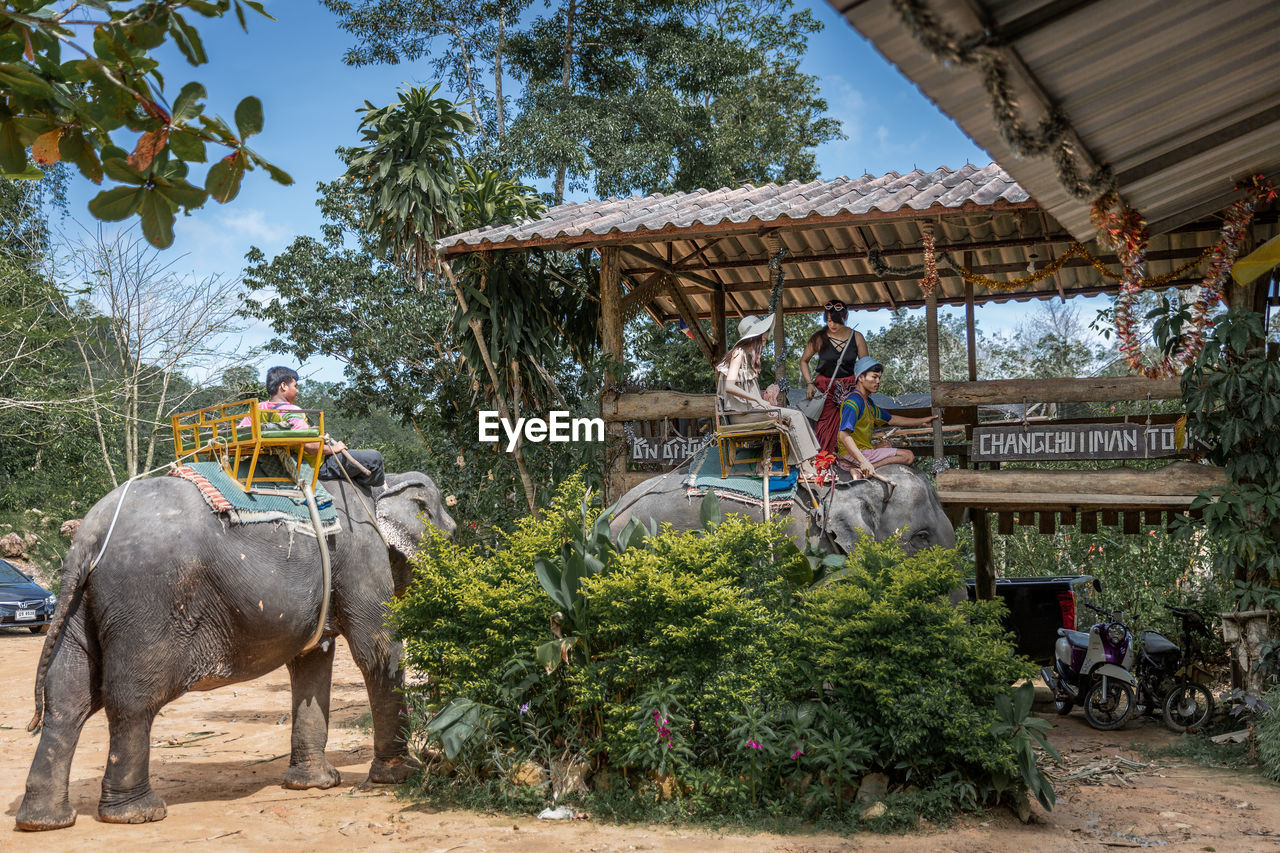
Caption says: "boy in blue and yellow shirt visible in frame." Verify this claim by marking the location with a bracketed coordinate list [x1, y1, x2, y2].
[837, 357, 937, 478]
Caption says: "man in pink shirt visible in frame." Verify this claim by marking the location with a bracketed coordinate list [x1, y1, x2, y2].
[247, 366, 385, 488]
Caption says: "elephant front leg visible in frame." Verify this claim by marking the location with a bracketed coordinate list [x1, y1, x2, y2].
[283, 640, 342, 789]
[347, 628, 416, 784]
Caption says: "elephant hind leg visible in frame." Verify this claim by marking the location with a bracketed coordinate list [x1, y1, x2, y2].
[283, 640, 342, 790]
[97, 696, 169, 824]
[15, 637, 101, 831]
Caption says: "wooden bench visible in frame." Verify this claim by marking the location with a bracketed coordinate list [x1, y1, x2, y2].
[171, 399, 325, 491]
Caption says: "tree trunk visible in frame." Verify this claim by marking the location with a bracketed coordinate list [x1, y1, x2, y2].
[494, 5, 506, 139]
[553, 0, 577, 205]
[439, 258, 540, 516]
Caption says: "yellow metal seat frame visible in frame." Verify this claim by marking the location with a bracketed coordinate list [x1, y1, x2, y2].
[171, 399, 325, 492]
[713, 399, 789, 480]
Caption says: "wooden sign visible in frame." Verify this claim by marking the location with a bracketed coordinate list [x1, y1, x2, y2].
[971, 422, 1193, 462]
[629, 435, 704, 464]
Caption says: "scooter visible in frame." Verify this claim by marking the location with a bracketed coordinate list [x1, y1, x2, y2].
[1041, 602, 1138, 730]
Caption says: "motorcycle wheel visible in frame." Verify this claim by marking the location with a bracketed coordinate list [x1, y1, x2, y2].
[1082, 679, 1136, 730]
[1053, 695, 1073, 715]
[1163, 683, 1214, 733]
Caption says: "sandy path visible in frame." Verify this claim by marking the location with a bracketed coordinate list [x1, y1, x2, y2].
[2, 630, 1279, 851]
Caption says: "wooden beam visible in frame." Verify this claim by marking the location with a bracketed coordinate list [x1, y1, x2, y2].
[602, 391, 717, 422]
[932, 375, 1183, 406]
[1060, 510, 1076, 526]
[937, 463, 1226, 496]
[997, 511, 1013, 535]
[1038, 511, 1056, 535]
[1081, 511, 1097, 534]
[938, 492, 1205, 511]
[1101, 510, 1119, 526]
[1123, 511, 1141, 535]
[619, 244, 724, 293]
[663, 274, 717, 364]
[926, 278, 944, 466]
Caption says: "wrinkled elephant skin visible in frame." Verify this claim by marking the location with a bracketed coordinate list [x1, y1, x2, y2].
[610, 463, 954, 555]
[15, 472, 453, 831]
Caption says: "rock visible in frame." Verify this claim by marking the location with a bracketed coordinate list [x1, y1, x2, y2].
[60, 519, 81, 540]
[0, 532, 24, 558]
[551, 758, 591, 799]
[652, 772, 681, 801]
[510, 760, 547, 788]
[856, 772, 890, 803]
[23, 533, 37, 548]
[860, 801, 887, 820]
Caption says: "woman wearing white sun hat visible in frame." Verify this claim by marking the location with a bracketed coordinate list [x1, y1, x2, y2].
[715, 313, 821, 478]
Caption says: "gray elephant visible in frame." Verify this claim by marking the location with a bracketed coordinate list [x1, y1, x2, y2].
[16, 471, 453, 831]
[611, 463, 954, 556]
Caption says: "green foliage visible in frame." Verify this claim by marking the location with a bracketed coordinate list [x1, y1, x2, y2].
[324, 0, 842, 202]
[1257, 687, 1280, 783]
[393, 479, 1054, 825]
[0, 1, 292, 246]
[1177, 310, 1280, 671]
[996, 523, 1232, 655]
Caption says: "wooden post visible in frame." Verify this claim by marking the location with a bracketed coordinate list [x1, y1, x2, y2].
[973, 508, 995, 600]
[964, 269, 978, 383]
[925, 253, 945, 469]
[712, 288, 727, 361]
[600, 248, 626, 502]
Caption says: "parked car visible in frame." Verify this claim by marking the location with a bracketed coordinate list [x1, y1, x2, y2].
[0, 558, 56, 634]
[966, 575, 1101, 662]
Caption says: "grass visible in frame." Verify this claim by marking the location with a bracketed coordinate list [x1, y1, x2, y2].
[344, 710, 374, 733]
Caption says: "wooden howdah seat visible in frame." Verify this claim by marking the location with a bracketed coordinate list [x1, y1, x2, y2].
[713, 398, 789, 479]
[171, 399, 325, 492]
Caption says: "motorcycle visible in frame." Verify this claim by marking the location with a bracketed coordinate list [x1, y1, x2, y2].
[1042, 602, 1216, 732]
[1134, 605, 1215, 733]
[1041, 602, 1139, 730]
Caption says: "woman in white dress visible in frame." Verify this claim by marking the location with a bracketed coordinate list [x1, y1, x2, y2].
[715, 314, 821, 478]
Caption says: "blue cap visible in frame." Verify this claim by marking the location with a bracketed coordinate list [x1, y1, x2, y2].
[853, 356, 884, 379]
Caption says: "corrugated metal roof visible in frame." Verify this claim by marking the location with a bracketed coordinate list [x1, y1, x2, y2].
[830, 0, 1280, 240]
[439, 164, 1031, 251]
[438, 164, 1274, 319]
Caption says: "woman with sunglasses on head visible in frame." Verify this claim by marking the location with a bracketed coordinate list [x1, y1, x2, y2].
[799, 300, 869, 453]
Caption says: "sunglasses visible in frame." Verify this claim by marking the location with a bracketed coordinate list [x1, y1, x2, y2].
[824, 301, 845, 312]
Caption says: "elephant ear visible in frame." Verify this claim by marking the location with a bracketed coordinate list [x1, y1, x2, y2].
[375, 472, 434, 560]
[827, 481, 880, 554]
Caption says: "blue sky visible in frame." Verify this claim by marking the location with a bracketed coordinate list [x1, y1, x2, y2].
[60, 1, 1068, 383]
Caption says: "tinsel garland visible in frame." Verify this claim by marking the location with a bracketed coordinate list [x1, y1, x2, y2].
[1092, 175, 1277, 378]
[767, 247, 790, 393]
[888, 0, 1114, 200]
[869, 241, 1212, 294]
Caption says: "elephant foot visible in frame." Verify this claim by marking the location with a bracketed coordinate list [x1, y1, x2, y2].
[15, 799, 77, 832]
[98, 790, 167, 824]
[283, 761, 342, 790]
[368, 755, 420, 785]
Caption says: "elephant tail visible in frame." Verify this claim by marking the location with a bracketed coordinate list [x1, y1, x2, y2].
[27, 543, 91, 733]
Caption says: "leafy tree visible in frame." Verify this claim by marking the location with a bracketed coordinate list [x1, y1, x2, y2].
[324, 0, 842, 203]
[0, 0, 292, 247]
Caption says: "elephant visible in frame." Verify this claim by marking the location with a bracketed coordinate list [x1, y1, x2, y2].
[15, 470, 454, 831]
[610, 462, 954, 556]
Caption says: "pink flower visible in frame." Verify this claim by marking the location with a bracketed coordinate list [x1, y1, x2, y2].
[745, 739, 763, 750]
[791, 744, 804, 759]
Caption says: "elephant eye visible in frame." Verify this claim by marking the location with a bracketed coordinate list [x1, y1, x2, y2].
[911, 530, 931, 543]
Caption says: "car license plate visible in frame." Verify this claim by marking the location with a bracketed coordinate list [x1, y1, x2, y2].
[15, 609, 35, 621]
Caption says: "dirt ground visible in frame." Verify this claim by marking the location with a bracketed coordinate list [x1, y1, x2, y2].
[2, 630, 1279, 852]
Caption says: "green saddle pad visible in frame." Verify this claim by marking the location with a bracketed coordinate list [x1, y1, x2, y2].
[171, 458, 338, 531]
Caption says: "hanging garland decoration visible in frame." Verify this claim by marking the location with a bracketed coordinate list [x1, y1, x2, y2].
[767, 246, 791, 393]
[1092, 175, 1277, 378]
[869, 240, 1215, 295]
[920, 228, 940, 295]
[887, 0, 1114, 200]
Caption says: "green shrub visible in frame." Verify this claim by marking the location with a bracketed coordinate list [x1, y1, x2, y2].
[392, 478, 1055, 826]
[791, 537, 1036, 796]
[1259, 687, 1280, 783]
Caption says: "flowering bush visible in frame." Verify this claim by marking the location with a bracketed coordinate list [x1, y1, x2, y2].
[393, 476, 1051, 826]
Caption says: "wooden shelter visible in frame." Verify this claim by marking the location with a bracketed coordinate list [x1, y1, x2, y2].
[439, 163, 1277, 597]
